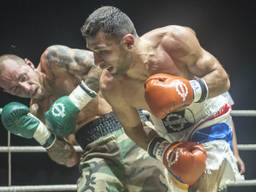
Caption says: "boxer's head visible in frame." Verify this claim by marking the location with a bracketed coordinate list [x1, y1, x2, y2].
[81, 6, 138, 76]
[0, 54, 45, 99]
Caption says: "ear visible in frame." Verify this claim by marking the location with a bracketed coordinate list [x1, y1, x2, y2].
[24, 58, 35, 69]
[121, 34, 135, 50]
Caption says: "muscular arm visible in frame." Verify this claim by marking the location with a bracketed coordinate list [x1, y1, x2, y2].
[40, 45, 102, 91]
[113, 104, 153, 150]
[30, 45, 95, 166]
[29, 103, 80, 167]
[101, 71, 155, 150]
[231, 119, 246, 174]
[162, 26, 230, 98]
[47, 136, 80, 167]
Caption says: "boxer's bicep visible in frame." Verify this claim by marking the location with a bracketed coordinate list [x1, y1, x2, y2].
[47, 137, 80, 167]
[40, 45, 95, 78]
[163, 27, 230, 98]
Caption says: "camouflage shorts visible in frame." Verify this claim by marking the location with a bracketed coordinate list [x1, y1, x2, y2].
[77, 129, 170, 192]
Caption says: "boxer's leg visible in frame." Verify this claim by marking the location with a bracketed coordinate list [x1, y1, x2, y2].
[191, 160, 226, 192]
[191, 140, 244, 192]
[77, 131, 126, 192]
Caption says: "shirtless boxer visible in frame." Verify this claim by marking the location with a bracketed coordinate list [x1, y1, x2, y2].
[0, 45, 170, 192]
[78, 6, 244, 191]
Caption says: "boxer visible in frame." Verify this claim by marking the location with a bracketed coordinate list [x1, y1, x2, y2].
[76, 6, 245, 191]
[0, 46, 170, 192]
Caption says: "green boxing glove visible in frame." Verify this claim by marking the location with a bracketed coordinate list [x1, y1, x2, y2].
[45, 81, 97, 137]
[1, 102, 56, 149]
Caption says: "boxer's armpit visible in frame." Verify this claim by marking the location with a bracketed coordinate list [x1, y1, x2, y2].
[47, 138, 80, 167]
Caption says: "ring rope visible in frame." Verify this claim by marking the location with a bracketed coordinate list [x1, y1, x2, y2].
[7, 131, 11, 186]
[225, 179, 256, 187]
[0, 185, 77, 192]
[0, 180, 256, 191]
[0, 146, 83, 153]
[231, 110, 256, 117]
[1, 109, 255, 190]
[0, 144, 255, 153]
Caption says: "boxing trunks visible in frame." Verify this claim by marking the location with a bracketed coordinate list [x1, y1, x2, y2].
[149, 93, 243, 172]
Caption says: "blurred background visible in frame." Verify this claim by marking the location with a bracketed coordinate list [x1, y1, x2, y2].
[0, 0, 255, 191]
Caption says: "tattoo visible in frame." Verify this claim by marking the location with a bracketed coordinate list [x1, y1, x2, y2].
[46, 46, 73, 71]
[44, 45, 95, 79]
[47, 138, 76, 166]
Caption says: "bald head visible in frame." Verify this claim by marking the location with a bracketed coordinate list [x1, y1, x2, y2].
[0, 54, 43, 98]
[0, 54, 25, 75]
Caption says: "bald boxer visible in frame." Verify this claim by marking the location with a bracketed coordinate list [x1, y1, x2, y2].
[0, 45, 170, 192]
[81, 6, 244, 191]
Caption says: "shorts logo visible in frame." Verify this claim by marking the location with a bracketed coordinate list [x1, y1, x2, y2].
[175, 80, 188, 102]
[162, 110, 193, 133]
[51, 103, 65, 118]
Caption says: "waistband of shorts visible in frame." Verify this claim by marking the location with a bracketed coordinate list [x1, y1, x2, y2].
[75, 112, 123, 149]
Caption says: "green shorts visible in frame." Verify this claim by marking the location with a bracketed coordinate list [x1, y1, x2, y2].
[76, 113, 170, 192]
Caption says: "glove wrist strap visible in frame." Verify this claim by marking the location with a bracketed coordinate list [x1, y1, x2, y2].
[190, 78, 209, 103]
[43, 134, 56, 149]
[69, 81, 97, 110]
[30, 113, 55, 147]
[147, 136, 170, 161]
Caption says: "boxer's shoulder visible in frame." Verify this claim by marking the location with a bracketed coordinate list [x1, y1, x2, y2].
[142, 25, 194, 42]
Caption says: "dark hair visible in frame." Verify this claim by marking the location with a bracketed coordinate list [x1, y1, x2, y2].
[81, 6, 137, 40]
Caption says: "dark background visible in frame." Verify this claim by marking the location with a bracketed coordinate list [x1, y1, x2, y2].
[0, 0, 255, 191]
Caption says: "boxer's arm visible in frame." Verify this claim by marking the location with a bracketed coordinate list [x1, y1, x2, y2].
[30, 104, 80, 167]
[47, 137, 80, 167]
[162, 26, 230, 98]
[100, 72, 154, 150]
[114, 107, 155, 150]
[40, 45, 101, 91]
[231, 119, 246, 174]
[1, 102, 79, 167]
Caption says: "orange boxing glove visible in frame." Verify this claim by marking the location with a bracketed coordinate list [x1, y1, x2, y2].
[144, 73, 208, 119]
[148, 137, 207, 187]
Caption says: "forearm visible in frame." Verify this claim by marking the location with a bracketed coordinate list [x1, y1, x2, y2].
[47, 138, 81, 167]
[82, 65, 102, 92]
[202, 63, 230, 98]
[124, 123, 156, 150]
[188, 49, 230, 98]
[231, 122, 240, 157]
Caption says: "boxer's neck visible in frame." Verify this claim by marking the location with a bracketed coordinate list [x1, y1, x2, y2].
[126, 38, 153, 80]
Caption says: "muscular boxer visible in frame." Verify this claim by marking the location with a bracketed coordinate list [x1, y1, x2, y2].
[79, 6, 244, 191]
[0, 46, 170, 192]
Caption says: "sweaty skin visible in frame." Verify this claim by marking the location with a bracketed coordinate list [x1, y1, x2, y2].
[31, 45, 111, 126]
[88, 26, 230, 150]
[0, 45, 112, 167]
[29, 45, 112, 166]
